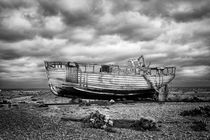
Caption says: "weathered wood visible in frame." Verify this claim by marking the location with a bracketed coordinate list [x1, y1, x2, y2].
[44, 56, 176, 99]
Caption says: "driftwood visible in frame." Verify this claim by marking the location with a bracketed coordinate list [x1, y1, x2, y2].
[61, 111, 160, 132]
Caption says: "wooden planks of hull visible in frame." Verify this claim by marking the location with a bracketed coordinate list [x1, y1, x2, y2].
[78, 73, 150, 90]
[47, 71, 174, 91]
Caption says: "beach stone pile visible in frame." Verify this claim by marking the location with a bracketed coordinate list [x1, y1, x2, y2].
[82, 110, 113, 130]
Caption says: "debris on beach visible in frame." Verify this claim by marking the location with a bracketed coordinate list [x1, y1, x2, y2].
[182, 96, 204, 102]
[38, 103, 48, 108]
[94, 100, 111, 106]
[18, 101, 27, 104]
[109, 99, 115, 104]
[79, 100, 91, 106]
[130, 117, 159, 131]
[180, 105, 210, 117]
[71, 98, 82, 104]
[35, 101, 48, 108]
[36, 101, 45, 104]
[11, 103, 19, 109]
[31, 98, 38, 101]
[0, 99, 11, 104]
[82, 110, 115, 132]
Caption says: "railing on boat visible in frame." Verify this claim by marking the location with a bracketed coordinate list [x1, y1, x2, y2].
[44, 61, 176, 76]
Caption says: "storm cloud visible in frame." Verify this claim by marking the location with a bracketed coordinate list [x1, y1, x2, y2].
[0, 0, 210, 88]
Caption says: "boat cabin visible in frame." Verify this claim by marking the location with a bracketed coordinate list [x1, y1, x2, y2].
[45, 61, 176, 77]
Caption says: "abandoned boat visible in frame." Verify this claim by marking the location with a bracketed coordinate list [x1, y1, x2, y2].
[44, 56, 176, 101]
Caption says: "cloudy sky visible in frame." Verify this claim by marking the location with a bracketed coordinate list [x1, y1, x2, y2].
[0, 0, 210, 89]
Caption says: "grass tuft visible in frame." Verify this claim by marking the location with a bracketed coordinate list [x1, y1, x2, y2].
[191, 121, 207, 131]
[180, 105, 210, 117]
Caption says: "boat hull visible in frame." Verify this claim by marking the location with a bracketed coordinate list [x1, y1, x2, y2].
[49, 84, 157, 100]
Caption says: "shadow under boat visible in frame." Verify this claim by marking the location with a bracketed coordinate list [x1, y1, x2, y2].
[55, 86, 157, 100]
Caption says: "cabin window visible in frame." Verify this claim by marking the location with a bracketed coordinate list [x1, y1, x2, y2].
[100, 65, 111, 73]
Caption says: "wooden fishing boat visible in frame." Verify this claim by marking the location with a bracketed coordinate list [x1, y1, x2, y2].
[44, 56, 176, 101]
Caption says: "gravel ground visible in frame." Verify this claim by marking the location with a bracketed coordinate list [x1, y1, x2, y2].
[0, 90, 210, 140]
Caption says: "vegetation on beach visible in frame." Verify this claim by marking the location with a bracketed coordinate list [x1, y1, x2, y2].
[191, 121, 208, 131]
[180, 105, 210, 117]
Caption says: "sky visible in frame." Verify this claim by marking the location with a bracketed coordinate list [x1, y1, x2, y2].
[0, 0, 210, 89]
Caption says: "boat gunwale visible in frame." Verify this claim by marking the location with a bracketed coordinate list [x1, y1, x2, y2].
[44, 61, 176, 70]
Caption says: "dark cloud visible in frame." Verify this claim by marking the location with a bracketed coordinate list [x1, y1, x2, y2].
[110, 0, 210, 23]
[0, 0, 33, 9]
[0, 27, 33, 42]
[110, 0, 169, 18]
[138, 0, 170, 17]
[194, 29, 210, 45]
[37, 0, 59, 16]
[0, 38, 66, 61]
[0, 79, 48, 89]
[110, 0, 137, 14]
[0, 67, 9, 73]
[172, 5, 210, 22]
[0, 49, 22, 60]
[0, 25, 62, 42]
[0, 48, 54, 60]
[181, 58, 210, 67]
[100, 24, 160, 41]
[61, 11, 94, 26]
[60, 7, 102, 27]
[38, 0, 103, 27]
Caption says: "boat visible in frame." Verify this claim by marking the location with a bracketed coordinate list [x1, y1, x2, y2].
[44, 55, 176, 101]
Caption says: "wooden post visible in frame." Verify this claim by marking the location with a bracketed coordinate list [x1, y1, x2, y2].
[164, 84, 169, 101]
[159, 84, 169, 101]
[80, 72, 82, 87]
[86, 73, 88, 87]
